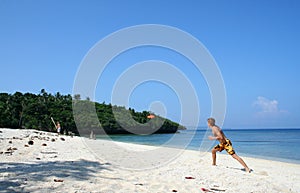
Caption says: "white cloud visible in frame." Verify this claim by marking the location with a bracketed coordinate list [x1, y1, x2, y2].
[253, 96, 278, 113]
[253, 96, 287, 115]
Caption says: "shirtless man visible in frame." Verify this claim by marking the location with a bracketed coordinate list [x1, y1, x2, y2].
[56, 121, 61, 134]
[207, 118, 251, 173]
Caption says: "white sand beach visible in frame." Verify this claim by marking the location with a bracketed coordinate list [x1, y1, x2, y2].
[1, 128, 299, 193]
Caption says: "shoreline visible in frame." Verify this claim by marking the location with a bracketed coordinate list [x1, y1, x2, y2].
[1, 128, 300, 192]
[96, 137, 300, 166]
[95, 134, 300, 166]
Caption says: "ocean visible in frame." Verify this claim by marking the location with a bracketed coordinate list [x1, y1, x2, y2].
[96, 128, 300, 164]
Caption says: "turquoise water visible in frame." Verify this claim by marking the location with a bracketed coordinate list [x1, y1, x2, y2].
[97, 128, 300, 164]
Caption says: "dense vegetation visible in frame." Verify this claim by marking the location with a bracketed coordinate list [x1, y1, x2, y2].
[0, 90, 186, 135]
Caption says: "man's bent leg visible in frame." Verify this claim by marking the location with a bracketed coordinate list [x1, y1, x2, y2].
[211, 148, 219, 166]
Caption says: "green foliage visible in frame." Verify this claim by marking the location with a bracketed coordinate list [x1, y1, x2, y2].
[0, 90, 186, 135]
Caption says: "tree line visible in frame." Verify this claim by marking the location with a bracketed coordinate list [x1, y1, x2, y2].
[0, 89, 186, 135]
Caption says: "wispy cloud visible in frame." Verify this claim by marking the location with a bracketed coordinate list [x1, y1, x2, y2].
[253, 96, 288, 116]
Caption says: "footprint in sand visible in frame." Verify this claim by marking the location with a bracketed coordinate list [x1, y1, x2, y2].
[257, 171, 268, 176]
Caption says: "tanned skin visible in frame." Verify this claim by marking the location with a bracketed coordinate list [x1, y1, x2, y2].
[208, 119, 251, 173]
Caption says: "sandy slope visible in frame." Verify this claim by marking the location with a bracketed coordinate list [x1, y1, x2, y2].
[0, 128, 299, 193]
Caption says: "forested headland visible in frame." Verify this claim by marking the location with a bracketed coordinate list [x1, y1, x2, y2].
[0, 90, 186, 135]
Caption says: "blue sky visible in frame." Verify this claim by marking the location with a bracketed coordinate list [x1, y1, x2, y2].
[1, 0, 300, 128]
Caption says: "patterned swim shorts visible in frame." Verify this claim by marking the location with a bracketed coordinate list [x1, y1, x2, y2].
[214, 139, 235, 155]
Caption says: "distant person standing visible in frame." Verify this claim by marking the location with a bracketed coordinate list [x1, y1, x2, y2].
[207, 118, 251, 173]
[56, 121, 61, 134]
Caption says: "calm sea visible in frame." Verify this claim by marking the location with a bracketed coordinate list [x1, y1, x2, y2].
[97, 128, 300, 164]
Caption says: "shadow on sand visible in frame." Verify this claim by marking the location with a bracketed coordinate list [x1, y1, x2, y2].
[0, 159, 111, 192]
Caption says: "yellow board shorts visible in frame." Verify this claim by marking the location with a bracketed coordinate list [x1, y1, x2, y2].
[214, 139, 235, 155]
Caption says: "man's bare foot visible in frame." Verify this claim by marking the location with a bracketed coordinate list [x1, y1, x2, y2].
[245, 168, 252, 173]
